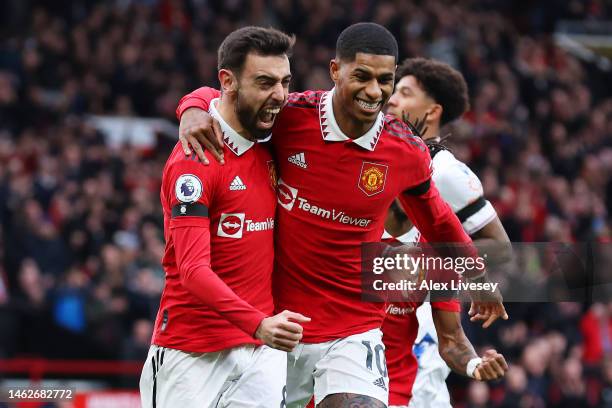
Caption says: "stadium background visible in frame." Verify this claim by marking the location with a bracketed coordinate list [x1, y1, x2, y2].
[1, 0, 612, 406]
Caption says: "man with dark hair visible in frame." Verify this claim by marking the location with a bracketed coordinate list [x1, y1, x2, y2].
[218, 26, 296, 71]
[139, 26, 309, 407]
[383, 57, 510, 407]
[335, 22, 399, 64]
[174, 23, 506, 407]
[391, 57, 469, 135]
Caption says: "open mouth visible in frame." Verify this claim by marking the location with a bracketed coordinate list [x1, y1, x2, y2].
[257, 106, 282, 127]
[356, 98, 382, 113]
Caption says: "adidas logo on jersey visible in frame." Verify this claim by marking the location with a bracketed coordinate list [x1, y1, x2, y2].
[288, 152, 307, 168]
[372, 377, 387, 391]
[229, 176, 246, 191]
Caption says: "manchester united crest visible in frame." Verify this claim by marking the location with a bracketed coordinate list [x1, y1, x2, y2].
[267, 160, 278, 189]
[358, 162, 388, 196]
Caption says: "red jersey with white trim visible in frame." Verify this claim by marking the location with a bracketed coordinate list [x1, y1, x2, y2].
[176, 87, 475, 343]
[153, 98, 276, 352]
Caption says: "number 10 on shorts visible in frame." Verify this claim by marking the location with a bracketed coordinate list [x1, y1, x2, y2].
[362, 340, 388, 378]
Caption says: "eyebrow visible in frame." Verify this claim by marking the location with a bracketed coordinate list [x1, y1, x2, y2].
[353, 68, 394, 79]
[255, 74, 292, 82]
[353, 68, 373, 76]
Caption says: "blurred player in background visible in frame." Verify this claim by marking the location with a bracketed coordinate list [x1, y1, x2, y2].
[382, 58, 511, 408]
[140, 26, 310, 408]
[175, 23, 505, 408]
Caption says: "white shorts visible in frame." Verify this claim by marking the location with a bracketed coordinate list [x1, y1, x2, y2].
[286, 328, 389, 407]
[139, 344, 287, 408]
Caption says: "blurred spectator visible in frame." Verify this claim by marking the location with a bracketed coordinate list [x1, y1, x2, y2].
[52, 267, 88, 333]
[122, 318, 153, 362]
[549, 358, 589, 408]
[466, 381, 492, 408]
[581, 303, 612, 366]
[498, 364, 534, 408]
[522, 339, 551, 402]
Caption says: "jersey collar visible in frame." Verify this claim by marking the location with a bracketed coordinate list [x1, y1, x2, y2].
[209, 98, 266, 156]
[381, 230, 393, 240]
[319, 88, 384, 151]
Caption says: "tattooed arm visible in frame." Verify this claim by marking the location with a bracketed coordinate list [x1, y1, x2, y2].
[432, 309, 507, 381]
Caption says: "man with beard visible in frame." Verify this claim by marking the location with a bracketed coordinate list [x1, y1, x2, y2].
[173, 23, 506, 407]
[140, 26, 309, 408]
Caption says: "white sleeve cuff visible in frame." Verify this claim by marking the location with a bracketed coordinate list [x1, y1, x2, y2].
[463, 200, 497, 235]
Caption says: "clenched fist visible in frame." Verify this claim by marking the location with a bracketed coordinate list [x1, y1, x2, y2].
[255, 310, 311, 352]
[474, 349, 508, 381]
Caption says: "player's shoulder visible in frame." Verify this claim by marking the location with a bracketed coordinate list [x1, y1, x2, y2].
[432, 149, 484, 203]
[433, 149, 478, 181]
[381, 115, 428, 153]
[164, 143, 220, 181]
[431, 148, 458, 171]
[286, 90, 325, 109]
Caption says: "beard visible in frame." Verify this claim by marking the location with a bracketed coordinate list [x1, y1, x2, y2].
[234, 91, 271, 141]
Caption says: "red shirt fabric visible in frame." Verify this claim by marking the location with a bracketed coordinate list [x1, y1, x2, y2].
[153, 99, 277, 352]
[177, 87, 475, 343]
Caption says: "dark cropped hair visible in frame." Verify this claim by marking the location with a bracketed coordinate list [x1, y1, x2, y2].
[336, 22, 398, 63]
[397, 58, 469, 126]
[217, 26, 295, 73]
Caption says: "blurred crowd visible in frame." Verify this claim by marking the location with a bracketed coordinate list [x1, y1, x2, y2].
[0, 0, 611, 406]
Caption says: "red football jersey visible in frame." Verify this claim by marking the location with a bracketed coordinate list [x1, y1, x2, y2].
[153, 99, 277, 352]
[177, 88, 474, 343]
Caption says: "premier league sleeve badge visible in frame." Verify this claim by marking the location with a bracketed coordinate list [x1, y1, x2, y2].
[175, 174, 203, 203]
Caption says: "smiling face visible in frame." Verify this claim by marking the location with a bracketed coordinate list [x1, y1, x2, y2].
[330, 52, 396, 132]
[224, 53, 292, 140]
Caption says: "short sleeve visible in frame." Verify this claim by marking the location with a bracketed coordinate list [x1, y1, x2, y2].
[433, 152, 497, 235]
